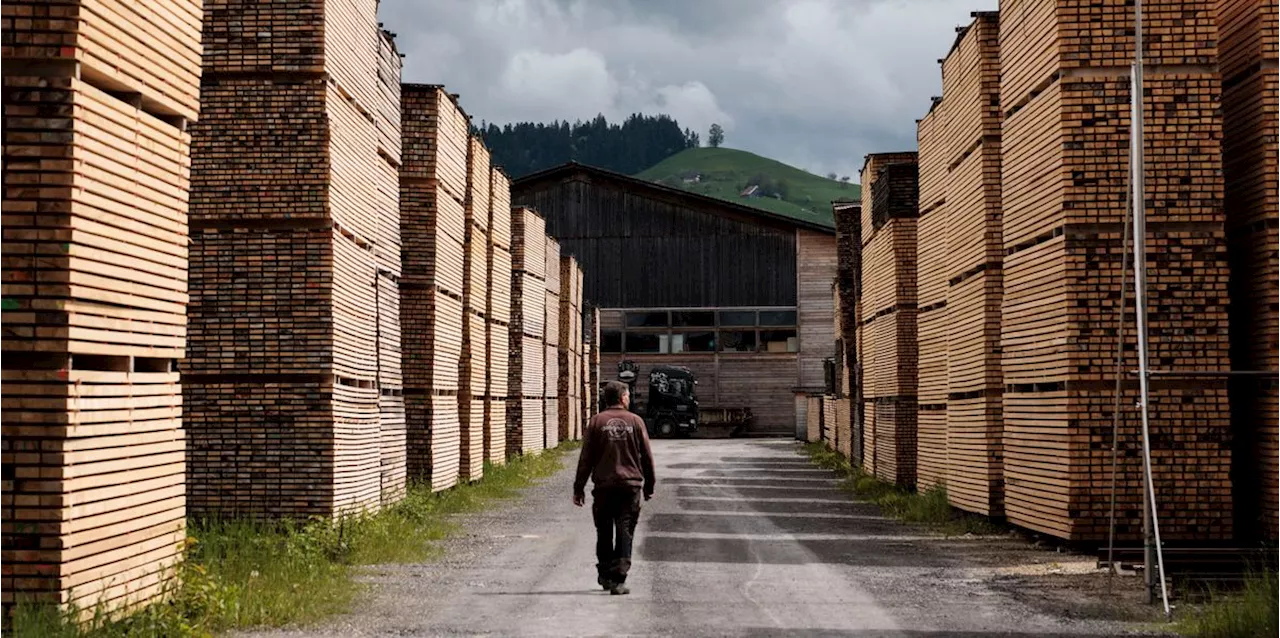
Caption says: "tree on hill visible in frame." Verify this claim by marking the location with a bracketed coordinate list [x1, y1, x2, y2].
[473, 113, 699, 178]
[708, 123, 725, 148]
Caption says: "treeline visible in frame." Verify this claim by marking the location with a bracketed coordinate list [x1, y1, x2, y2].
[473, 114, 700, 178]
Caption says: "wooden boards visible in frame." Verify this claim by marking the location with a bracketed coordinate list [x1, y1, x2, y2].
[485, 167, 514, 461]
[859, 154, 919, 489]
[558, 256, 583, 442]
[400, 84, 469, 489]
[2, 0, 198, 617]
[507, 207, 548, 456]
[999, 1, 1233, 541]
[187, 0, 402, 517]
[1218, 0, 1279, 538]
[941, 14, 1005, 517]
[916, 104, 950, 491]
[458, 134, 492, 482]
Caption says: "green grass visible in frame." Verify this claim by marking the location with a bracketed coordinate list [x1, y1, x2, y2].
[7, 444, 579, 638]
[1176, 571, 1278, 638]
[802, 442, 1002, 536]
[635, 147, 858, 228]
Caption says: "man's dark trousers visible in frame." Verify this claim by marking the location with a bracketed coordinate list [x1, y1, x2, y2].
[592, 485, 641, 584]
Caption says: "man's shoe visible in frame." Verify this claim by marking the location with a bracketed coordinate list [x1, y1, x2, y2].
[610, 584, 630, 596]
[597, 576, 614, 591]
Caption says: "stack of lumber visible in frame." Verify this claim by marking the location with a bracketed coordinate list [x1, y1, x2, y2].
[187, 0, 403, 518]
[858, 153, 920, 488]
[823, 396, 837, 449]
[543, 238, 562, 449]
[458, 135, 491, 482]
[806, 396, 823, 443]
[1, 0, 200, 616]
[942, 13, 1004, 517]
[832, 202, 863, 463]
[999, 0, 1233, 541]
[375, 30, 406, 506]
[485, 168, 513, 465]
[559, 257, 585, 442]
[587, 306, 601, 415]
[401, 85, 468, 492]
[1217, 0, 1278, 538]
[915, 98, 950, 492]
[508, 207, 547, 456]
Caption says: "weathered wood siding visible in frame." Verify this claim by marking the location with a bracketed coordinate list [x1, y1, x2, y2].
[513, 172, 799, 307]
[797, 230, 838, 390]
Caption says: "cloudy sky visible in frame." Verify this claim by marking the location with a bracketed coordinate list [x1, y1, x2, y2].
[381, 0, 998, 180]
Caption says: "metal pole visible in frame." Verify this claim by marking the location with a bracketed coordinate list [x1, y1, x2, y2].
[1131, 0, 1171, 617]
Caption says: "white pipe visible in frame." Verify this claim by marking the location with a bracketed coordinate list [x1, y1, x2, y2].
[1131, 0, 1171, 617]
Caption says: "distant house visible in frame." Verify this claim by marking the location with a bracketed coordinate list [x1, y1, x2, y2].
[740, 184, 759, 198]
[681, 172, 702, 184]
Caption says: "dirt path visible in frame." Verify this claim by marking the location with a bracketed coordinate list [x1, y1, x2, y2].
[239, 439, 1168, 637]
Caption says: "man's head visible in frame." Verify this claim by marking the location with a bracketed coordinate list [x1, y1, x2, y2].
[603, 381, 630, 409]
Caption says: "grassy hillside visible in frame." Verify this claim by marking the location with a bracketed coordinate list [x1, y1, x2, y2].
[635, 147, 859, 228]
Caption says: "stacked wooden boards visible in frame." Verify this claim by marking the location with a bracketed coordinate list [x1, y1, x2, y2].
[187, 0, 403, 519]
[1, 0, 201, 616]
[401, 85, 468, 492]
[832, 202, 863, 462]
[587, 306, 601, 415]
[999, 0, 1233, 541]
[459, 136, 491, 482]
[558, 256, 586, 442]
[485, 168, 513, 466]
[915, 99, 950, 493]
[508, 207, 547, 456]
[942, 13, 1004, 517]
[858, 153, 920, 488]
[543, 238, 562, 449]
[1217, 0, 1279, 538]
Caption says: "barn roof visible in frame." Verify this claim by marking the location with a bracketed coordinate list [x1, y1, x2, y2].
[512, 162, 836, 233]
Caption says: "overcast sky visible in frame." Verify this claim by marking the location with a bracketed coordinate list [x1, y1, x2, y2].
[381, 0, 998, 181]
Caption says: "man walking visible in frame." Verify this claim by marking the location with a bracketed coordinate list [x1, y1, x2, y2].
[573, 381, 656, 596]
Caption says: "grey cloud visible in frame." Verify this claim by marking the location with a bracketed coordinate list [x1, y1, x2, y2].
[380, 0, 998, 178]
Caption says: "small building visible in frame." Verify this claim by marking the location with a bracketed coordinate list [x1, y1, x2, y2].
[512, 162, 839, 436]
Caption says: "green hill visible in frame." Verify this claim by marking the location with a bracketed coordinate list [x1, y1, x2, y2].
[634, 147, 859, 228]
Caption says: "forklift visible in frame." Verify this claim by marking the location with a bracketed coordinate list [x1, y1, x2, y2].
[608, 360, 699, 438]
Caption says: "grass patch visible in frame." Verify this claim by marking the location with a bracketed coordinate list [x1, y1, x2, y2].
[635, 147, 857, 227]
[7, 444, 578, 638]
[803, 442, 1002, 536]
[1176, 570, 1278, 638]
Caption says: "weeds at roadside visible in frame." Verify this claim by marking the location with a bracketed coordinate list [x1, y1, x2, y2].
[7, 444, 578, 638]
[1175, 570, 1278, 638]
[803, 442, 1002, 536]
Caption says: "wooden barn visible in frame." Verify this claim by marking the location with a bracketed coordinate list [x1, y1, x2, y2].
[512, 163, 839, 436]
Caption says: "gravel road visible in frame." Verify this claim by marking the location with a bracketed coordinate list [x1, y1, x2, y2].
[239, 439, 1165, 637]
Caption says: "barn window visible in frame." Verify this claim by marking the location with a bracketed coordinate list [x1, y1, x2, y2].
[626, 311, 669, 328]
[719, 330, 757, 353]
[758, 310, 797, 327]
[672, 331, 716, 353]
[760, 329, 798, 353]
[601, 331, 623, 353]
[626, 332, 664, 353]
[672, 311, 715, 327]
[718, 310, 756, 327]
